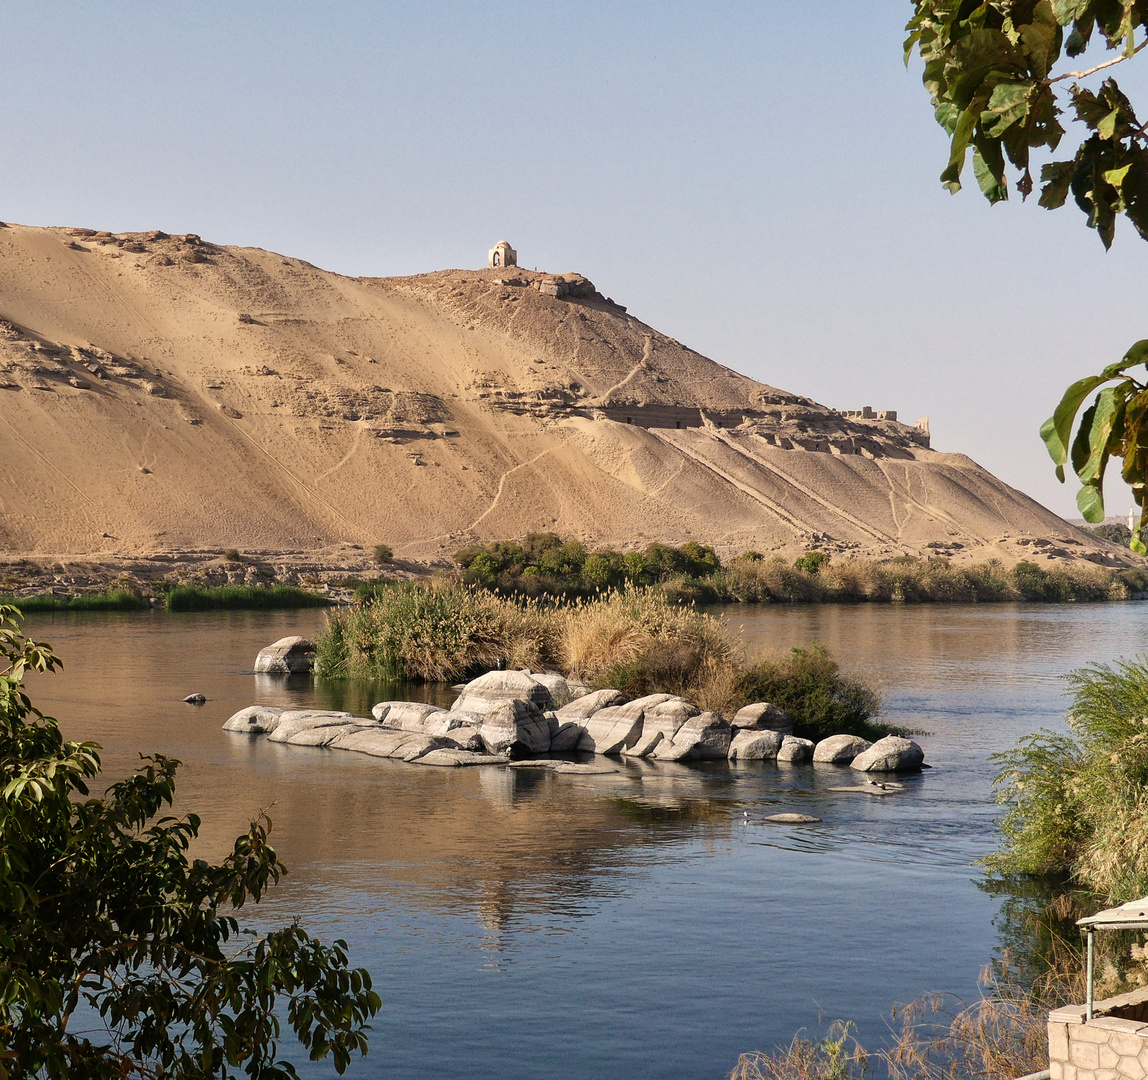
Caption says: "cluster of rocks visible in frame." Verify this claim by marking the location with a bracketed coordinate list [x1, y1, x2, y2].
[230, 655, 925, 773]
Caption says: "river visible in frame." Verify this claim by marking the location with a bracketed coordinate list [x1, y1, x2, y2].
[18, 601, 1148, 1079]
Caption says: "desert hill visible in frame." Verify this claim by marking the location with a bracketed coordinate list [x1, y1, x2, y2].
[0, 221, 1127, 570]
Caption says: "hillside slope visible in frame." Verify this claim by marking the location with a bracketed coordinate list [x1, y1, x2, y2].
[0, 222, 1124, 568]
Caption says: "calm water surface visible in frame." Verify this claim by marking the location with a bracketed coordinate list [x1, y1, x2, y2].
[20, 602, 1148, 1079]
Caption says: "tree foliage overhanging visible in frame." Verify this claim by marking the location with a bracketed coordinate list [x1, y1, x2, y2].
[905, 0, 1148, 550]
[0, 604, 380, 1078]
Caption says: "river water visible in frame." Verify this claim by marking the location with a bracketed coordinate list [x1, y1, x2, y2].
[19, 602, 1148, 1079]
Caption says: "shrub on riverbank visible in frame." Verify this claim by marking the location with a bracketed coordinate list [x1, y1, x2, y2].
[164, 584, 331, 611]
[1, 588, 149, 612]
[987, 656, 1148, 902]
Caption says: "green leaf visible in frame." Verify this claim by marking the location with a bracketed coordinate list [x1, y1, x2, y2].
[1040, 159, 1077, 209]
[1052, 0, 1091, 22]
[1099, 108, 1120, 139]
[1078, 481, 1106, 521]
[1042, 374, 1108, 464]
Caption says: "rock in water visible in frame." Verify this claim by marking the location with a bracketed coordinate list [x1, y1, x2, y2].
[222, 705, 285, 733]
[850, 735, 925, 772]
[451, 670, 554, 716]
[765, 813, 822, 824]
[731, 702, 794, 735]
[777, 736, 815, 762]
[813, 734, 872, 764]
[478, 699, 552, 755]
[182, 693, 206, 705]
[728, 728, 783, 761]
[253, 636, 315, 674]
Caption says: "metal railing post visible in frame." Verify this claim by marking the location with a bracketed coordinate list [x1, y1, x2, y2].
[1086, 928, 1095, 1021]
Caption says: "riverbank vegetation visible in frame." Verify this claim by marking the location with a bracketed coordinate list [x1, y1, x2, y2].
[163, 583, 331, 611]
[0, 583, 331, 613]
[987, 656, 1148, 903]
[2, 588, 150, 612]
[315, 582, 889, 739]
[452, 534, 1146, 604]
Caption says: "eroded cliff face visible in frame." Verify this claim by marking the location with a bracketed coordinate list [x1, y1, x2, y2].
[0, 222, 1125, 567]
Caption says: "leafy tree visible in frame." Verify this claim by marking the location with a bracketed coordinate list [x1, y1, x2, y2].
[905, 0, 1148, 549]
[0, 605, 379, 1077]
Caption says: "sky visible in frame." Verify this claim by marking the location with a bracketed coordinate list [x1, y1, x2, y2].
[3, 1, 1147, 520]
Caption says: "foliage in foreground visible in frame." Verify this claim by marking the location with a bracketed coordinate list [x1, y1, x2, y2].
[988, 655, 1148, 903]
[904, 1, 1148, 545]
[0, 605, 379, 1077]
[315, 582, 887, 737]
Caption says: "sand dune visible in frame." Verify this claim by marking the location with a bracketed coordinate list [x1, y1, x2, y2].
[0, 221, 1128, 569]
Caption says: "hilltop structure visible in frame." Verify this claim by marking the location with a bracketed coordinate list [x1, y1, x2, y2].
[488, 241, 516, 269]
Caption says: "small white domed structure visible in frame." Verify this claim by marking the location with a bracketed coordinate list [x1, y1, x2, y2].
[488, 241, 517, 269]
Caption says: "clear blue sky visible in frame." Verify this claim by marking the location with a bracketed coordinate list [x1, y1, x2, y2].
[5, 1, 1147, 520]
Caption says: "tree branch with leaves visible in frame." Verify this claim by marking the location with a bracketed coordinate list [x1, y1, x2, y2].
[905, 0, 1148, 550]
[0, 604, 380, 1078]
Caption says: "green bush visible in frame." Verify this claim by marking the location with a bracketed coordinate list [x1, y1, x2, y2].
[988, 655, 1148, 902]
[793, 551, 830, 574]
[729, 644, 884, 741]
[373, 543, 394, 565]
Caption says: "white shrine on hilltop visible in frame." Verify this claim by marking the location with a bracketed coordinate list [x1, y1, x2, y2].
[488, 241, 517, 268]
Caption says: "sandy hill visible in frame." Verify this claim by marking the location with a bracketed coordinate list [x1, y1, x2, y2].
[0, 221, 1127, 570]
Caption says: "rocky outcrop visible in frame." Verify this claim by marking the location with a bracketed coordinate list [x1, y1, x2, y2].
[221, 672, 927, 777]
[253, 636, 315, 674]
[813, 734, 872, 764]
[850, 736, 925, 773]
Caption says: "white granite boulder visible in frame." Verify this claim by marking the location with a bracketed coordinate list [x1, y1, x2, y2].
[222, 705, 285, 734]
[329, 727, 443, 761]
[253, 636, 315, 674]
[850, 735, 924, 772]
[641, 698, 700, 740]
[554, 688, 627, 721]
[728, 728, 784, 761]
[478, 699, 552, 755]
[732, 702, 794, 735]
[777, 735, 815, 762]
[265, 710, 361, 745]
[653, 712, 731, 761]
[451, 670, 555, 716]
[548, 722, 586, 753]
[372, 701, 474, 736]
[621, 728, 665, 758]
[813, 734, 872, 764]
[576, 705, 645, 755]
[529, 671, 574, 708]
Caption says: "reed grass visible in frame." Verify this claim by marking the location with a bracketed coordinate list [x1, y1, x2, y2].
[164, 584, 331, 611]
[1, 588, 149, 613]
[988, 654, 1148, 902]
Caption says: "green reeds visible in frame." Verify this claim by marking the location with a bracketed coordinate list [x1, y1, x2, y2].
[164, 585, 331, 611]
[3, 589, 149, 612]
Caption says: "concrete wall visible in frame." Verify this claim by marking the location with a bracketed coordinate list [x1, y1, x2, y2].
[1049, 989, 1148, 1080]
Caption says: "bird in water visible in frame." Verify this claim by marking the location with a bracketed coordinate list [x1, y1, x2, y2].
[866, 779, 888, 790]
[743, 810, 750, 824]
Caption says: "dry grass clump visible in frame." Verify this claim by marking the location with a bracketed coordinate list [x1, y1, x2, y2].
[560, 586, 738, 697]
[729, 1022, 867, 1080]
